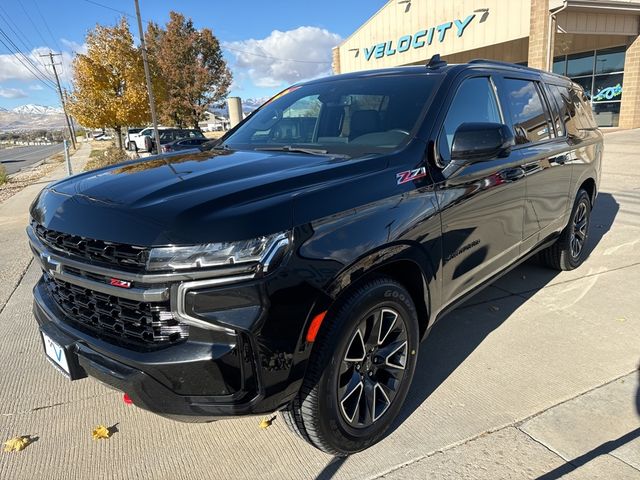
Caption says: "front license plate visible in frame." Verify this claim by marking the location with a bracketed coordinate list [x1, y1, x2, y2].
[42, 331, 70, 376]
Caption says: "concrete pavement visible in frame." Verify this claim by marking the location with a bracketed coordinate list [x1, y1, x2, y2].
[0, 142, 89, 312]
[0, 133, 638, 479]
[0, 144, 64, 175]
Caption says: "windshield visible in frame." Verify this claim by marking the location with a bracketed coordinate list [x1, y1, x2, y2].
[221, 74, 441, 156]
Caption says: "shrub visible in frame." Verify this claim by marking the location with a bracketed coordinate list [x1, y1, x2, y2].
[86, 146, 130, 171]
[0, 164, 7, 185]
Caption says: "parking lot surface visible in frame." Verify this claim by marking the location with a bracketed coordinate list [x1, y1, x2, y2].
[0, 132, 638, 479]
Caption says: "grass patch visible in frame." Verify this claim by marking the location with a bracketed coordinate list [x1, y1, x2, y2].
[0, 164, 7, 185]
[86, 146, 129, 171]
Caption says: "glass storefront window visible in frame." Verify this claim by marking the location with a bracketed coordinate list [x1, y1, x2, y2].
[553, 57, 566, 76]
[593, 102, 620, 128]
[571, 77, 592, 99]
[593, 73, 623, 103]
[554, 46, 627, 127]
[567, 51, 594, 77]
[595, 47, 626, 74]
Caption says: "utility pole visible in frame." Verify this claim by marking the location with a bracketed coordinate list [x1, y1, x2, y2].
[134, 0, 161, 154]
[40, 52, 76, 150]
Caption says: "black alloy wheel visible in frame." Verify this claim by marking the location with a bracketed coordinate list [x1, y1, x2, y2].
[282, 276, 419, 456]
[539, 188, 592, 271]
[570, 200, 589, 259]
[338, 307, 408, 428]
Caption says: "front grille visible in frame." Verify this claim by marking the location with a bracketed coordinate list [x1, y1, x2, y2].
[33, 223, 149, 271]
[43, 274, 188, 348]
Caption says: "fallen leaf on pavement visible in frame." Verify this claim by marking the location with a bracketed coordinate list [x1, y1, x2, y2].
[259, 415, 276, 429]
[91, 425, 112, 440]
[3, 436, 33, 452]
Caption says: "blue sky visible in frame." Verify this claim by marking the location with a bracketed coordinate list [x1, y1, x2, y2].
[0, 0, 386, 110]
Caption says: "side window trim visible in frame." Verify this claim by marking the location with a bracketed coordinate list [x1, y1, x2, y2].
[545, 83, 568, 138]
[536, 81, 558, 138]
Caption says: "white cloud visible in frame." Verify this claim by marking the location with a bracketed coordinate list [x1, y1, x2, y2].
[0, 87, 28, 99]
[0, 46, 76, 86]
[29, 84, 44, 90]
[60, 39, 87, 54]
[225, 26, 341, 88]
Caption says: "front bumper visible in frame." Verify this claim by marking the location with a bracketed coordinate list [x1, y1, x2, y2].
[33, 280, 268, 421]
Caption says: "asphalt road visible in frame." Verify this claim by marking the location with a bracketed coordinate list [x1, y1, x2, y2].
[0, 134, 638, 479]
[0, 144, 63, 175]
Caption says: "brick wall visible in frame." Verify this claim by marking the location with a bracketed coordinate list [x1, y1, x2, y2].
[620, 36, 640, 129]
[528, 0, 550, 70]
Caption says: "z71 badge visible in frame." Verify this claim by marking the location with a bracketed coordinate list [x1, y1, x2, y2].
[396, 167, 427, 185]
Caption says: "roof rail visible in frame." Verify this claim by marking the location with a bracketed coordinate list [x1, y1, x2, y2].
[468, 58, 530, 69]
[426, 54, 447, 69]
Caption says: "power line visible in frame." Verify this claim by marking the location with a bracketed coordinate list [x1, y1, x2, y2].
[79, 0, 134, 18]
[16, 0, 49, 47]
[0, 27, 57, 90]
[32, 0, 63, 53]
[77, 0, 331, 65]
[0, 5, 37, 54]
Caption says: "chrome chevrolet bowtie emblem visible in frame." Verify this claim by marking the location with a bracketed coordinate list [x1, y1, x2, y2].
[40, 252, 61, 275]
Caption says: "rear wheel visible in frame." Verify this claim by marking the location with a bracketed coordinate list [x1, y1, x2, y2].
[283, 277, 419, 456]
[539, 189, 591, 271]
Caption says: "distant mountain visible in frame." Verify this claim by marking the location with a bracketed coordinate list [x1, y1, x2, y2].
[208, 97, 270, 118]
[0, 104, 67, 131]
[11, 104, 63, 115]
[242, 97, 270, 112]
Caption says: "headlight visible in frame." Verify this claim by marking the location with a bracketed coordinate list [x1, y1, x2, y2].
[147, 232, 288, 271]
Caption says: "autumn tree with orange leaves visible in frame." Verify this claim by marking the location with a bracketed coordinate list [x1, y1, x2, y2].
[146, 12, 232, 128]
[69, 18, 163, 149]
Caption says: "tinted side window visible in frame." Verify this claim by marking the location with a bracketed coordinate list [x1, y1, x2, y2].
[545, 84, 565, 136]
[502, 78, 552, 144]
[549, 85, 578, 136]
[571, 87, 597, 129]
[438, 77, 502, 164]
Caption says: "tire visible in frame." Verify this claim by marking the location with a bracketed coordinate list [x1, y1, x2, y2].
[539, 189, 592, 271]
[283, 276, 420, 456]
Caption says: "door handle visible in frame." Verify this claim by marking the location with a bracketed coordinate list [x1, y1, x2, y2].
[502, 167, 525, 182]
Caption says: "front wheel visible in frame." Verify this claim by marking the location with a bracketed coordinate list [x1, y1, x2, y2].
[539, 189, 592, 271]
[283, 277, 419, 456]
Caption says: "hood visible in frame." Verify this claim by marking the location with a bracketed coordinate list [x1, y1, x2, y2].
[30, 149, 386, 246]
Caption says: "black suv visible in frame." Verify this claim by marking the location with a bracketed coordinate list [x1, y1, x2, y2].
[29, 59, 602, 456]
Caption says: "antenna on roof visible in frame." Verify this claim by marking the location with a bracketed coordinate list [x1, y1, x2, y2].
[426, 54, 447, 69]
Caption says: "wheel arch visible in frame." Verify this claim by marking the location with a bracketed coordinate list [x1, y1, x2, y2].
[320, 244, 435, 341]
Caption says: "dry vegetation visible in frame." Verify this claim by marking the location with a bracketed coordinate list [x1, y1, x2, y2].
[203, 131, 225, 140]
[0, 152, 66, 203]
[85, 142, 130, 171]
[0, 164, 7, 185]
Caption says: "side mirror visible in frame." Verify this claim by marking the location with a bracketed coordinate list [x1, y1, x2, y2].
[450, 122, 515, 164]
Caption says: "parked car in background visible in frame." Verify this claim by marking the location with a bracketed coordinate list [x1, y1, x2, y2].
[127, 126, 172, 152]
[124, 128, 143, 149]
[161, 137, 209, 153]
[28, 58, 602, 456]
[149, 129, 205, 154]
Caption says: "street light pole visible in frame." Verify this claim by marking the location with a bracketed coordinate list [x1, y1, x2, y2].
[134, 0, 161, 154]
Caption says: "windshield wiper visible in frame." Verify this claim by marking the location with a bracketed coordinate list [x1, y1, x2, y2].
[254, 145, 330, 155]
